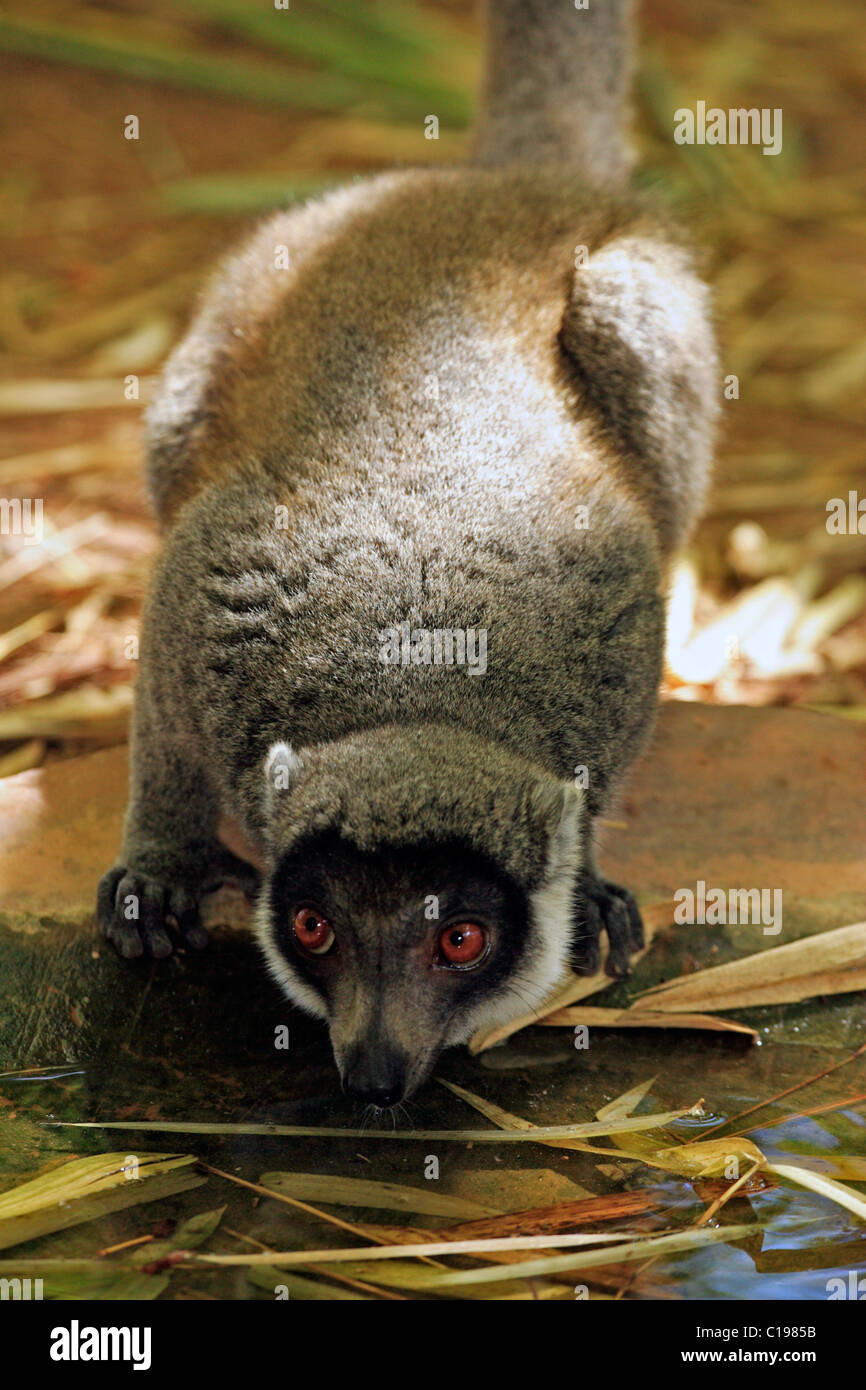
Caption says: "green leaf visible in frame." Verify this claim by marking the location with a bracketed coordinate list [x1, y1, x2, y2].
[259, 1173, 495, 1220]
[247, 1266, 368, 1300]
[129, 1205, 226, 1265]
[0, 1258, 167, 1301]
[0, 1152, 204, 1251]
[376, 1225, 754, 1290]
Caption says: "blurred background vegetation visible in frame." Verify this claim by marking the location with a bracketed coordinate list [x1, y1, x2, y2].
[0, 0, 864, 775]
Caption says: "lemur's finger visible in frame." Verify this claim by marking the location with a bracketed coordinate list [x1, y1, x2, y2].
[102, 871, 145, 959]
[96, 866, 124, 934]
[607, 881, 645, 952]
[168, 886, 208, 950]
[602, 894, 633, 979]
[138, 879, 172, 958]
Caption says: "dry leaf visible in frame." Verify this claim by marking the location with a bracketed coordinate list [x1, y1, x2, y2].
[539, 1007, 758, 1038]
[635, 920, 866, 1012]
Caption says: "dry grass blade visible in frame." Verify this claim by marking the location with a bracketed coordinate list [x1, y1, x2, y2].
[309, 1258, 572, 1297]
[0, 379, 149, 414]
[765, 1164, 866, 1222]
[413, 1224, 755, 1290]
[48, 1109, 703, 1142]
[247, 1267, 370, 1300]
[696, 1161, 763, 1227]
[0, 609, 61, 661]
[194, 1229, 650, 1269]
[0, 1153, 204, 1251]
[128, 1206, 226, 1266]
[0, 685, 133, 740]
[438, 1079, 691, 1167]
[0, 1257, 169, 1300]
[284, 1225, 753, 1291]
[441, 1081, 774, 1189]
[596, 1077, 657, 1122]
[661, 971, 866, 1011]
[0, 516, 108, 592]
[650, 1138, 766, 1180]
[540, 1007, 758, 1038]
[197, 1162, 435, 1259]
[363, 1191, 661, 1248]
[769, 1156, 866, 1182]
[0, 738, 46, 778]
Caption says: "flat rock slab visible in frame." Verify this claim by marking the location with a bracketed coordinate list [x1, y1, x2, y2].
[0, 703, 863, 1067]
[2, 702, 863, 934]
[615, 702, 866, 946]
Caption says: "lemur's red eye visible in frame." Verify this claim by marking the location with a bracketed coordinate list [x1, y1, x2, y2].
[438, 922, 487, 968]
[292, 907, 335, 956]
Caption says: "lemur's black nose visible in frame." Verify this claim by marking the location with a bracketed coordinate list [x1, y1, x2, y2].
[347, 1082, 403, 1108]
[343, 1051, 407, 1108]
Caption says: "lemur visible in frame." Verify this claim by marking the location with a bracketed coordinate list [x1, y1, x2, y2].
[99, 0, 717, 1106]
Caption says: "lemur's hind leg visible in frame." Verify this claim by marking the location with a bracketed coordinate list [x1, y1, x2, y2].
[202, 844, 262, 900]
[560, 234, 718, 555]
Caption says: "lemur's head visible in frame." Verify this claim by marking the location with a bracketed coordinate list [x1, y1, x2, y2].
[255, 727, 582, 1105]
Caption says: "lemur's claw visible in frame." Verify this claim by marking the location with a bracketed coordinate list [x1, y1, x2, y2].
[97, 867, 208, 959]
[571, 872, 644, 979]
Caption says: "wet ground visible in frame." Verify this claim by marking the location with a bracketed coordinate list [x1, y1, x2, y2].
[0, 703, 864, 1299]
[2, 980, 866, 1299]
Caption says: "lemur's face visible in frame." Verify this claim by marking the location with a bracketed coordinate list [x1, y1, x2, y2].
[256, 835, 531, 1106]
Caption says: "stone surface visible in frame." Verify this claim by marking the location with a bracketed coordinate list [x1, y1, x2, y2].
[2, 703, 864, 932]
[608, 702, 866, 947]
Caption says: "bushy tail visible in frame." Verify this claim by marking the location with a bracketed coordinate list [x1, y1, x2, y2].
[472, 0, 635, 183]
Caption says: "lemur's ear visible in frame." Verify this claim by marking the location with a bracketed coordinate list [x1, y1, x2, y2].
[559, 235, 718, 551]
[263, 742, 304, 817]
[534, 780, 582, 885]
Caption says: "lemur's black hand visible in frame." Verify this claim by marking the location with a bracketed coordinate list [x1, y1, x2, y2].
[97, 847, 261, 960]
[97, 866, 208, 959]
[571, 872, 644, 979]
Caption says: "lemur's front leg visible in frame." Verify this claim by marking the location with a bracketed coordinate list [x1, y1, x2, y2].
[570, 821, 644, 980]
[97, 686, 255, 958]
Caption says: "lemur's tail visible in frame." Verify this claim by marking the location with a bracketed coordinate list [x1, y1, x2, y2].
[471, 0, 635, 183]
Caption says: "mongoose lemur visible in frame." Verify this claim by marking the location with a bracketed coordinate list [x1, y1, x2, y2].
[99, 0, 717, 1105]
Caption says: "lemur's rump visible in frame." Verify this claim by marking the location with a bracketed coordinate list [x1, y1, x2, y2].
[99, 0, 717, 1106]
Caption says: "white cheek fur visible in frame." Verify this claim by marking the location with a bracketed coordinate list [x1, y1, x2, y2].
[254, 882, 329, 1022]
[447, 791, 582, 1044]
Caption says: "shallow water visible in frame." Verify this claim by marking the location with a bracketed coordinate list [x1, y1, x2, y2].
[1, 919, 864, 1300]
[1, 978, 866, 1301]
